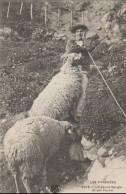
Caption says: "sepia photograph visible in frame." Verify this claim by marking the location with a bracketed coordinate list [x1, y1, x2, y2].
[0, 0, 126, 193]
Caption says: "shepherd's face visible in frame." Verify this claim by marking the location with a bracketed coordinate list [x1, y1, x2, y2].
[75, 28, 86, 41]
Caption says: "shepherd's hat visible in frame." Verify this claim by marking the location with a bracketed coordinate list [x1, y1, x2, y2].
[71, 24, 88, 33]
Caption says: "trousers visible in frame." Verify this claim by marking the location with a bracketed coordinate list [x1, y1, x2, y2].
[75, 69, 88, 117]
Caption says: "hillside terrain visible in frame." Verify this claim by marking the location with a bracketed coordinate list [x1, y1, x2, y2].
[0, 0, 126, 193]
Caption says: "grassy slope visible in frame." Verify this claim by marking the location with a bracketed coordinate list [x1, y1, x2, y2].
[0, 39, 65, 116]
[82, 42, 126, 143]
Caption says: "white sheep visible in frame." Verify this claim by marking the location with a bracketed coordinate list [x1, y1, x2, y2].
[28, 53, 82, 121]
[3, 116, 78, 193]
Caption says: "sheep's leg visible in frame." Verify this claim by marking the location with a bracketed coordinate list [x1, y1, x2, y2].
[42, 167, 47, 178]
[71, 100, 80, 123]
[41, 158, 48, 190]
[42, 159, 48, 181]
[42, 170, 47, 190]
[22, 176, 32, 193]
[13, 174, 20, 193]
[73, 100, 78, 117]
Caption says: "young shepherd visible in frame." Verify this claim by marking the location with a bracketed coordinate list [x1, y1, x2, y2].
[29, 53, 83, 121]
[3, 116, 78, 193]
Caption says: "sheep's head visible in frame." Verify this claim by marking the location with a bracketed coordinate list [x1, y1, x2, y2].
[64, 122, 82, 142]
[66, 53, 82, 66]
[61, 53, 82, 66]
[60, 53, 82, 74]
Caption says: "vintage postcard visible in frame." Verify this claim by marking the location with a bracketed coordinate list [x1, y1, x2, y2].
[0, 0, 126, 193]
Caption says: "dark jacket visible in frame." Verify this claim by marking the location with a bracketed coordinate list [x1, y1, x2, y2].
[66, 38, 99, 71]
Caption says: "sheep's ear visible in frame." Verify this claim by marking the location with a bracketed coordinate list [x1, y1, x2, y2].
[65, 125, 72, 135]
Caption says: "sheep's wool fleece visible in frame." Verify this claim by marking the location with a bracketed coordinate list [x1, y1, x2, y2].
[29, 61, 82, 120]
[4, 116, 71, 177]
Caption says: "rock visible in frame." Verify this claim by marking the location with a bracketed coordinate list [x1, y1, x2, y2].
[98, 156, 106, 167]
[97, 27, 102, 30]
[108, 147, 114, 155]
[103, 22, 111, 31]
[105, 156, 126, 168]
[112, 24, 120, 34]
[81, 136, 94, 150]
[106, 171, 126, 192]
[105, 156, 126, 192]
[84, 147, 98, 161]
[101, 12, 112, 23]
[1, 119, 6, 124]
[65, 176, 69, 180]
[83, 150, 88, 159]
[105, 156, 113, 167]
[61, 36, 67, 40]
[97, 147, 107, 157]
[108, 65, 117, 73]
[45, 187, 51, 193]
[88, 160, 108, 181]
[87, 156, 126, 192]
[86, 31, 99, 40]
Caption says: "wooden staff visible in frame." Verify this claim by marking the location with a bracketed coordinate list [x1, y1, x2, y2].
[70, 10, 73, 28]
[45, 7, 47, 26]
[30, 3, 33, 20]
[58, 9, 60, 26]
[20, 2, 23, 15]
[7, 1, 11, 18]
[82, 11, 84, 24]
